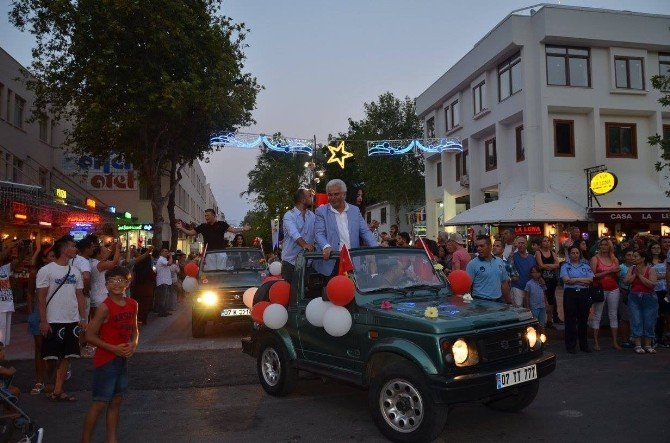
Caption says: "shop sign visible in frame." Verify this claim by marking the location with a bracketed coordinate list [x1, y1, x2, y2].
[118, 223, 153, 232]
[85, 198, 96, 209]
[514, 225, 543, 235]
[589, 171, 617, 196]
[66, 213, 101, 225]
[590, 208, 670, 222]
[55, 188, 67, 199]
[62, 153, 136, 191]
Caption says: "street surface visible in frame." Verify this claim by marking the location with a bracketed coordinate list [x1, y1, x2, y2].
[6, 300, 670, 442]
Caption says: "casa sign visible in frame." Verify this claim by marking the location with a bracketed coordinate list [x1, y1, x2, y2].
[590, 209, 670, 222]
[589, 171, 617, 196]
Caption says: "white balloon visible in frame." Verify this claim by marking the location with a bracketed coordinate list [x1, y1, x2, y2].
[323, 305, 352, 337]
[182, 276, 198, 293]
[263, 303, 288, 329]
[269, 261, 282, 276]
[305, 298, 332, 328]
[242, 287, 257, 309]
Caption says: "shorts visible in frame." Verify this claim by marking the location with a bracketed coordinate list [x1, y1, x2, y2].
[42, 323, 81, 360]
[92, 357, 128, 402]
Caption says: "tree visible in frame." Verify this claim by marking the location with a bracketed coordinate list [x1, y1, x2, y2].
[649, 74, 670, 196]
[342, 92, 424, 217]
[10, 0, 260, 246]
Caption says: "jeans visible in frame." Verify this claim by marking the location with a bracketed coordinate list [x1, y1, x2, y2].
[589, 288, 620, 328]
[628, 292, 658, 339]
[155, 284, 172, 315]
[531, 307, 547, 326]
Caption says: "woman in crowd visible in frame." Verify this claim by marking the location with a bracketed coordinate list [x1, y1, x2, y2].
[560, 245, 594, 353]
[27, 244, 54, 395]
[535, 236, 562, 327]
[232, 234, 246, 247]
[577, 239, 590, 263]
[649, 242, 668, 347]
[589, 238, 621, 350]
[623, 250, 658, 354]
[130, 247, 155, 325]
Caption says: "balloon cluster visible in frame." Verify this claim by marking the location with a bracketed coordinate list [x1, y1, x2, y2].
[183, 263, 200, 293]
[244, 262, 290, 329]
[305, 276, 355, 337]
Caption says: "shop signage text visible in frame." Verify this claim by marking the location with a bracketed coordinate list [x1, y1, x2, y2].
[590, 209, 670, 222]
[514, 225, 543, 235]
[118, 223, 153, 232]
[55, 188, 67, 199]
[589, 171, 618, 196]
[62, 153, 136, 191]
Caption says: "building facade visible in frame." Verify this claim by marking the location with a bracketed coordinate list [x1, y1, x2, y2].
[0, 46, 219, 251]
[417, 5, 670, 244]
[364, 202, 425, 240]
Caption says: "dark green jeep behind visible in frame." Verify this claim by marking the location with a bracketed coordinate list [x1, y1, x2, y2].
[242, 247, 555, 442]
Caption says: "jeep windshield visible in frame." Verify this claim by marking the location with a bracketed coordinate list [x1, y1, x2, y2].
[201, 248, 266, 272]
[350, 248, 444, 295]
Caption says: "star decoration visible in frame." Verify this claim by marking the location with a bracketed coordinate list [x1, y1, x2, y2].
[326, 141, 353, 169]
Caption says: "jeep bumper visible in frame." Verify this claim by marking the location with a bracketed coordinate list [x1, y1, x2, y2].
[427, 352, 556, 405]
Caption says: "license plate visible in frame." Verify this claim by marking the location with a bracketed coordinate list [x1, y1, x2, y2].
[496, 364, 537, 389]
[221, 308, 250, 317]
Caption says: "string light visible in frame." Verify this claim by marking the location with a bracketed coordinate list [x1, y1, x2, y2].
[367, 137, 463, 156]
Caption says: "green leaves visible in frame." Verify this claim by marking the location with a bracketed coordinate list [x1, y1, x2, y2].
[648, 74, 670, 196]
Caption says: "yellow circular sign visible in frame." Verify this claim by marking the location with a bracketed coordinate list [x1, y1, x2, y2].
[590, 171, 617, 195]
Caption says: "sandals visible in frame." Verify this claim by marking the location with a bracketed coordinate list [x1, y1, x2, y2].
[30, 383, 44, 395]
[634, 346, 645, 354]
[644, 346, 657, 354]
[49, 392, 77, 402]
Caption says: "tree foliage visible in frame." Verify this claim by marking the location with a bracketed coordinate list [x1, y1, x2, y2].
[10, 0, 260, 246]
[648, 74, 670, 196]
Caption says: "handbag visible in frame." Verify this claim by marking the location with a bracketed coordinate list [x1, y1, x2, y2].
[589, 285, 605, 303]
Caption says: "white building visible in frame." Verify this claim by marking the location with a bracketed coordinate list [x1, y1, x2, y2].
[364, 202, 421, 239]
[417, 4, 670, 243]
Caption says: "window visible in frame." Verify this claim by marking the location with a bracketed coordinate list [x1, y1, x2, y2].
[554, 120, 575, 157]
[39, 118, 48, 142]
[498, 52, 522, 101]
[455, 152, 462, 181]
[515, 125, 524, 162]
[664, 125, 670, 141]
[0, 83, 4, 119]
[485, 138, 497, 171]
[614, 57, 644, 90]
[366, 211, 371, 224]
[473, 81, 486, 114]
[426, 117, 435, 138]
[50, 120, 56, 145]
[5, 90, 10, 120]
[380, 207, 387, 224]
[660, 54, 670, 77]
[13, 95, 25, 129]
[546, 46, 590, 87]
[436, 161, 442, 187]
[606, 123, 637, 158]
[444, 100, 459, 131]
[463, 149, 468, 176]
[39, 168, 48, 188]
[12, 158, 23, 183]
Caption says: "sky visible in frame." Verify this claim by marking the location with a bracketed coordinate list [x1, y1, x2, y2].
[1, 0, 669, 224]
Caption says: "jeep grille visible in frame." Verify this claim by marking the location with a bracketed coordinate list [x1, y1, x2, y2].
[477, 328, 527, 362]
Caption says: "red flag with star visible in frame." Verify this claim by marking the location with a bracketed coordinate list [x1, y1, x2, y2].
[338, 244, 354, 276]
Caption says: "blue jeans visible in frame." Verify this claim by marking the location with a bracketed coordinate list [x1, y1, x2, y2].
[92, 357, 128, 402]
[531, 307, 547, 326]
[628, 292, 658, 339]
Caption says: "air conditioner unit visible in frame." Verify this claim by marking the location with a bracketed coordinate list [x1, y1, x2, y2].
[460, 175, 469, 187]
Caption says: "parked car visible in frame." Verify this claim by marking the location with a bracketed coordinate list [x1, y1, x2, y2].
[191, 247, 266, 337]
[242, 247, 556, 442]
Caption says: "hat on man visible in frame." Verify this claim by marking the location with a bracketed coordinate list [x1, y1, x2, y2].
[447, 233, 466, 245]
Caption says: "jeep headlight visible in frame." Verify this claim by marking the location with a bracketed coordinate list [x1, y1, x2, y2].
[197, 291, 218, 306]
[452, 339, 469, 364]
[526, 326, 538, 349]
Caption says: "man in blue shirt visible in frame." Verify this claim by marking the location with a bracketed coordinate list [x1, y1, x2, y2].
[281, 188, 316, 283]
[466, 235, 511, 303]
[511, 237, 537, 307]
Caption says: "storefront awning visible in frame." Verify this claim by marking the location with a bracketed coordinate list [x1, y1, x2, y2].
[443, 192, 587, 226]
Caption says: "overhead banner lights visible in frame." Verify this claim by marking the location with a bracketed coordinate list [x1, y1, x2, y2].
[367, 137, 463, 156]
[210, 132, 314, 155]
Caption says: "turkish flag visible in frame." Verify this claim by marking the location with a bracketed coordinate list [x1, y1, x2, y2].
[338, 244, 354, 276]
[416, 237, 435, 261]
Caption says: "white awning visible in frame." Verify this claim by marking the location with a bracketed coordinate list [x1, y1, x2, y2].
[443, 192, 587, 226]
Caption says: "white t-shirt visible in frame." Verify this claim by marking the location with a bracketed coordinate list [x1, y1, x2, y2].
[329, 203, 351, 249]
[156, 256, 172, 286]
[90, 258, 108, 306]
[36, 262, 83, 323]
[0, 264, 14, 313]
[71, 255, 92, 275]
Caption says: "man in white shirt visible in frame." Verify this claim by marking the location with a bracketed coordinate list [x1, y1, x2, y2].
[37, 235, 86, 401]
[0, 240, 28, 345]
[155, 248, 174, 317]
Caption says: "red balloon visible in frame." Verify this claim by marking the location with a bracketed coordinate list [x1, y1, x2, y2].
[184, 262, 199, 277]
[326, 275, 356, 307]
[448, 270, 472, 295]
[269, 281, 291, 306]
[262, 275, 282, 284]
[251, 301, 271, 324]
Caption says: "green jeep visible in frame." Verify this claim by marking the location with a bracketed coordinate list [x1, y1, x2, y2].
[191, 247, 266, 337]
[242, 247, 555, 442]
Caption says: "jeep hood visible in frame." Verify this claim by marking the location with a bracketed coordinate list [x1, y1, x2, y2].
[362, 297, 533, 334]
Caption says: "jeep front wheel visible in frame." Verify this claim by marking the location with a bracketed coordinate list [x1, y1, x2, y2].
[486, 380, 539, 412]
[257, 338, 297, 397]
[369, 361, 447, 442]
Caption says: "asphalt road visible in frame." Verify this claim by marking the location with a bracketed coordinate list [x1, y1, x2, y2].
[5, 304, 670, 442]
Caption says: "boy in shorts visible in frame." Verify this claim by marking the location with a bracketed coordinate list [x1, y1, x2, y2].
[81, 266, 138, 443]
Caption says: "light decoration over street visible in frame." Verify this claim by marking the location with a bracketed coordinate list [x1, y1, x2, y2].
[367, 137, 463, 156]
[326, 141, 354, 169]
[210, 132, 314, 155]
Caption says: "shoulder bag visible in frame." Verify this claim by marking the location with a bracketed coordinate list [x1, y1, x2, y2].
[46, 266, 71, 307]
